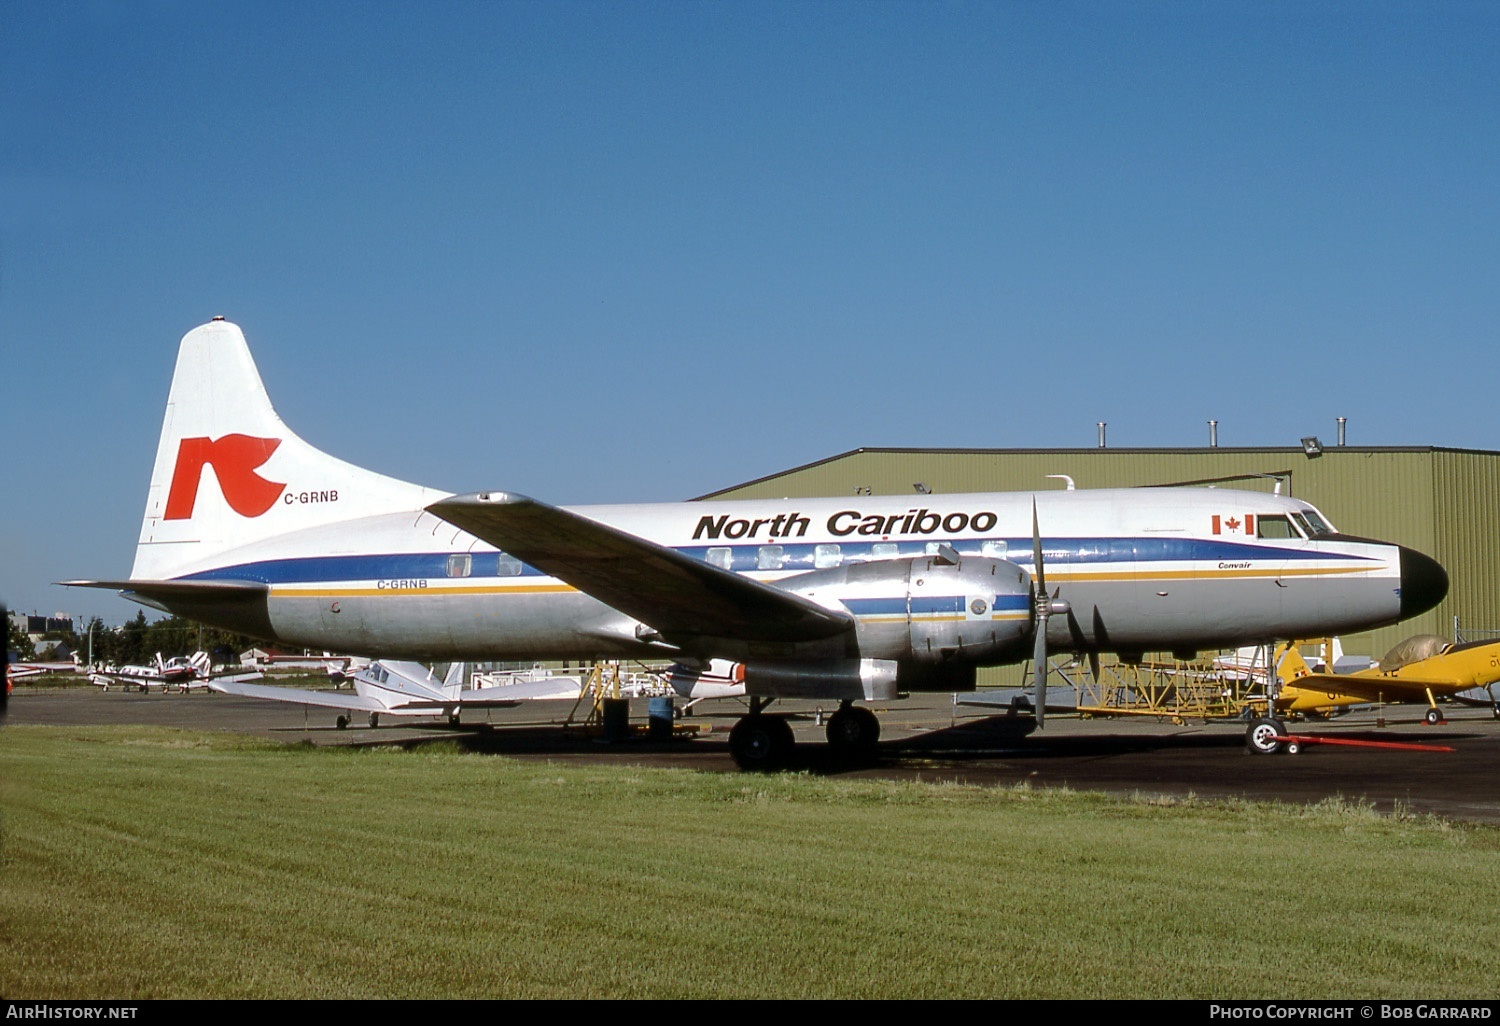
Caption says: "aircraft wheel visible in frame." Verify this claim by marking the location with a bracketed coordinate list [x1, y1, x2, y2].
[1425, 707, 1444, 726]
[729, 715, 795, 771]
[825, 706, 880, 763]
[1246, 717, 1286, 755]
[335, 715, 349, 730]
[1284, 740, 1302, 755]
[449, 713, 461, 727]
[1492, 706, 1500, 721]
[368, 712, 380, 729]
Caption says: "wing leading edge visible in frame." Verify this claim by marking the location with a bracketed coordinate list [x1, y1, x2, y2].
[426, 492, 854, 650]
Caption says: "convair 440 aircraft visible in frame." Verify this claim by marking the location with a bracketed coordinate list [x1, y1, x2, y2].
[69, 319, 1448, 767]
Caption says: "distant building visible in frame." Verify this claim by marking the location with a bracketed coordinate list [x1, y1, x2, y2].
[10, 611, 75, 644]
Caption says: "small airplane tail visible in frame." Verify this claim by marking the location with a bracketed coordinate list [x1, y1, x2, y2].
[1275, 643, 1315, 684]
[442, 662, 466, 699]
[131, 319, 447, 580]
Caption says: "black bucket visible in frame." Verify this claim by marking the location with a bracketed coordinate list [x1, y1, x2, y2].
[601, 697, 630, 742]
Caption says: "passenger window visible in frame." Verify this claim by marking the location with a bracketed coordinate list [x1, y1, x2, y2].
[814, 544, 842, 569]
[872, 543, 899, 559]
[1256, 516, 1297, 539]
[707, 547, 733, 570]
[447, 553, 472, 578]
[496, 553, 522, 577]
[982, 541, 1008, 559]
[757, 545, 785, 570]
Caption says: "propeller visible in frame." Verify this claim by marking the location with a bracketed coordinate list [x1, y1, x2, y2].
[1031, 498, 1071, 728]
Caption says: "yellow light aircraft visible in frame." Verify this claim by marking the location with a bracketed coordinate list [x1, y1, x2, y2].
[1274, 635, 1500, 726]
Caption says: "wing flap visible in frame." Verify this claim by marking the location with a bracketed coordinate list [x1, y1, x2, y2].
[427, 492, 853, 647]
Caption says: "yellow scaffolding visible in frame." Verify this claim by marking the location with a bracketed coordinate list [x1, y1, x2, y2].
[1019, 647, 1279, 724]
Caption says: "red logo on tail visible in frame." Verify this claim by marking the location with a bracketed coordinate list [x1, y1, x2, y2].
[164, 435, 286, 520]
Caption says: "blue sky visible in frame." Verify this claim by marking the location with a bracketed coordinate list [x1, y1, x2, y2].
[4, 1, 1498, 625]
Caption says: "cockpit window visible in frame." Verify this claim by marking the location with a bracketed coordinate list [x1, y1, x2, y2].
[1256, 515, 1301, 539]
[1298, 509, 1336, 536]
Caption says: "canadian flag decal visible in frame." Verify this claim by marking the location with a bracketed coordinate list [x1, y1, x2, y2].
[1211, 514, 1255, 536]
[164, 435, 286, 520]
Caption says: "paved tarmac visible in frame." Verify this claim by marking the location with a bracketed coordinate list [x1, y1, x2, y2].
[6, 684, 1500, 824]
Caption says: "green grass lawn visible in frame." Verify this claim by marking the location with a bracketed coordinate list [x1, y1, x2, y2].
[2, 724, 1496, 999]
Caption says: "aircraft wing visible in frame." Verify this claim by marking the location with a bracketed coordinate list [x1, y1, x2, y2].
[427, 492, 854, 648]
[1283, 671, 1451, 704]
[458, 680, 583, 703]
[209, 679, 389, 712]
[210, 678, 548, 713]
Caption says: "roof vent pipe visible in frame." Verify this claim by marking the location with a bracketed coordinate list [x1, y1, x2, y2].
[1208, 420, 1218, 447]
[1337, 417, 1347, 446]
[1097, 422, 1107, 448]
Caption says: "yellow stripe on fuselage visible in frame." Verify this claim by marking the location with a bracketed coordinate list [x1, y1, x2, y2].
[266, 562, 1380, 600]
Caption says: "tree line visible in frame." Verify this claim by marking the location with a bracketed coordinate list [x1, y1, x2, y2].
[9, 612, 263, 669]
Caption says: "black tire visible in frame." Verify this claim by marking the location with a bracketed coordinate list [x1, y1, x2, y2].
[729, 715, 795, 771]
[825, 706, 881, 763]
[335, 715, 349, 730]
[1246, 717, 1286, 755]
[1425, 707, 1443, 726]
[368, 712, 380, 729]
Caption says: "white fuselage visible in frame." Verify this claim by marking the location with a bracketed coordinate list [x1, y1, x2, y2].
[159, 487, 1413, 663]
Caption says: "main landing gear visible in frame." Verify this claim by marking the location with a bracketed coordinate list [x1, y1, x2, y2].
[728, 699, 883, 771]
[729, 701, 795, 771]
[824, 702, 880, 763]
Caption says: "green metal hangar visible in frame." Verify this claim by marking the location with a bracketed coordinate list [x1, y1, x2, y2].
[698, 443, 1500, 664]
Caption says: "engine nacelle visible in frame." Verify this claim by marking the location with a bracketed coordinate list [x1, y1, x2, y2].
[776, 553, 1035, 667]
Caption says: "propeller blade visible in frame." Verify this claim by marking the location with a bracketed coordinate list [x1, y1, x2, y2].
[1032, 615, 1048, 728]
[1031, 499, 1046, 594]
[1032, 498, 1047, 727]
[1089, 650, 1102, 683]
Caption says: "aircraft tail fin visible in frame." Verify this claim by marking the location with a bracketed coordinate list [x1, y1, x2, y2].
[131, 319, 448, 581]
[442, 662, 466, 697]
[1275, 643, 1315, 684]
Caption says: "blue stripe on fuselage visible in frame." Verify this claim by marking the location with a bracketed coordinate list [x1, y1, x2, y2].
[177, 537, 1375, 586]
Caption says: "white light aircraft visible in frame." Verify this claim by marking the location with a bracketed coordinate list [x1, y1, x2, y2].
[210, 660, 565, 728]
[66, 319, 1449, 767]
[88, 651, 261, 692]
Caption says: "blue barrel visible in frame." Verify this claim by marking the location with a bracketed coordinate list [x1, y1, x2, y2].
[647, 696, 675, 739]
[601, 698, 630, 742]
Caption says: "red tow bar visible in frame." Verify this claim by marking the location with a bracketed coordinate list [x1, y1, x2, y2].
[1276, 734, 1454, 753]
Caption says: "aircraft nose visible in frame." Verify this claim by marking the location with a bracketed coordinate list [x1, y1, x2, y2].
[1399, 546, 1448, 619]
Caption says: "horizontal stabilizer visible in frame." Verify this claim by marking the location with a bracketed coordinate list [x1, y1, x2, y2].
[59, 578, 268, 601]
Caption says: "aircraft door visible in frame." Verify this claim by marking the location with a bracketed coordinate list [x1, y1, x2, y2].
[1255, 513, 1312, 629]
